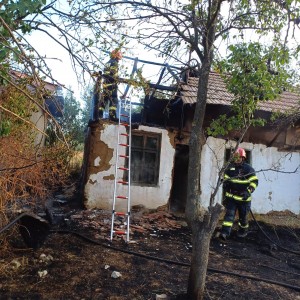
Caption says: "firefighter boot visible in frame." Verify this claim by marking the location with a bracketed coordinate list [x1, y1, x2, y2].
[99, 107, 104, 118]
[219, 233, 228, 241]
[237, 227, 248, 238]
[109, 106, 117, 122]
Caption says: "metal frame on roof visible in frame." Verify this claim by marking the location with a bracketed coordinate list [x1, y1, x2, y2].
[102, 50, 181, 95]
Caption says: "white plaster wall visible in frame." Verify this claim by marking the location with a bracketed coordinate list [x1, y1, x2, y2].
[85, 125, 175, 210]
[200, 137, 300, 214]
[30, 106, 46, 146]
[251, 145, 300, 214]
[85, 124, 124, 209]
[85, 129, 300, 214]
[200, 137, 226, 208]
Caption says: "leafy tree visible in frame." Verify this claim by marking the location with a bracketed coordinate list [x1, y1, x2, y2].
[57, 89, 85, 147]
[209, 42, 292, 137]
[0, 0, 73, 229]
[0, 81, 72, 229]
[32, 1, 299, 299]
[1, 0, 300, 299]
[0, 0, 46, 77]
[73, 2, 298, 299]
[81, 85, 94, 127]
[65, 2, 297, 299]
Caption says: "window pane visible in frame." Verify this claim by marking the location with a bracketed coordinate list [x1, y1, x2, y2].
[131, 150, 143, 164]
[130, 133, 160, 185]
[146, 136, 158, 149]
[131, 151, 143, 182]
[144, 152, 157, 184]
[145, 152, 156, 165]
[132, 135, 143, 148]
[143, 168, 155, 184]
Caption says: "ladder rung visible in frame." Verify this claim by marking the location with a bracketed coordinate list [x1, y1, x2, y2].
[115, 212, 126, 216]
[118, 180, 128, 185]
[114, 230, 126, 235]
[111, 104, 132, 241]
[118, 166, 129, 171]
[120, 122, 130, 127]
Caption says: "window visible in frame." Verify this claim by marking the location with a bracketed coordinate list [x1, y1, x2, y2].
[129, 132, 161, 186]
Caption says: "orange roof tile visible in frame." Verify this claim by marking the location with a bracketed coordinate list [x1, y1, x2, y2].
[180, 72, 300, 113]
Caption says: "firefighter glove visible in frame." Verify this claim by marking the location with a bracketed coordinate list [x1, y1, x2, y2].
[242, 190, 251, 200]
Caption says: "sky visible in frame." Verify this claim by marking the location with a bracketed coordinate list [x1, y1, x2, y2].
[27, 29, 174, 103]
[26, 0, 300, 104]
[25, 0, 187, 104]
[27, 30, 83, 99]
[27, 30, 180, 106]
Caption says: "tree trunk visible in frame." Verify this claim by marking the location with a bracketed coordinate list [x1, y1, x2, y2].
[185, 1, 222, 296]
[185, 61, 223, 298]
[187, 205, 223, 299]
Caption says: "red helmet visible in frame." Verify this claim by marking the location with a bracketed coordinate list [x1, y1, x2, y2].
[110, 49, 122, 60]
[235, 147, 246, 159]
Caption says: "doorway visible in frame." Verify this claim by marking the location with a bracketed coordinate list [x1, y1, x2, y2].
[169, 144, 189, 213]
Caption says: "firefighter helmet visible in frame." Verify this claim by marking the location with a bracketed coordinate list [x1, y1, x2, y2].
[235, 147, 246, 159]
[110, 49, 122, 60]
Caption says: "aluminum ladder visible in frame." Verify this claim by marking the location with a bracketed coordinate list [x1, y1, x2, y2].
[110, 97, 132, 242]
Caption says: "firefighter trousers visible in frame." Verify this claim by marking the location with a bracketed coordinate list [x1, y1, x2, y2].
[221, 197, 251, 236]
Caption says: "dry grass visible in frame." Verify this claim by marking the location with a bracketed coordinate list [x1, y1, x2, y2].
[253, 210, 300, 228]
[0, 135, 73, 250]
[70, 151, 83, 170]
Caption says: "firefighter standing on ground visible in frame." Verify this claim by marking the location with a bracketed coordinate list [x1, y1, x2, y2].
[99, 49, 122, 121]
[220, 147, 259, 240]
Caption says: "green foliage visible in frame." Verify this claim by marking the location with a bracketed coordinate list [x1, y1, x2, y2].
[0, 82, 36, 137]
[55, 90, 85, 147]
[0, 0, 47, 77]
[0, 119, 11, 136]
[209, 42, 291, 136]
[0, 0, 45, 31]
[221, 42, 290, 101]
[207, 115, 266, 137]
[81, 86, 93, 127]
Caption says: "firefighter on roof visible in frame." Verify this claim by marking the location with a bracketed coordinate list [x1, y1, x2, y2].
[99, 49, 122, 121]
[220, 147, 259, 240]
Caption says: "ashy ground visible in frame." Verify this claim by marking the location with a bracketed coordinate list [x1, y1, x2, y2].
[0, 200, 300, 300]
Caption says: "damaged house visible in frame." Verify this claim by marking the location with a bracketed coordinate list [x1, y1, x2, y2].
[1, 70, 64, 145]
[81, 59, 300, 216]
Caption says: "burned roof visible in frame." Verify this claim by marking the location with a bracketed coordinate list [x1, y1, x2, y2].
[180, 71, 300, 113]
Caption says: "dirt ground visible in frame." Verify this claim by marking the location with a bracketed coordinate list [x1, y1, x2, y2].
[1, 196, 300, 300]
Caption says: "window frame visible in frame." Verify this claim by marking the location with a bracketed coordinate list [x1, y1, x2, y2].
[128, 131, 161, 186]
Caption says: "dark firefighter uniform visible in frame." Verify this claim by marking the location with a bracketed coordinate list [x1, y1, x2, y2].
[99, 49, 122, 121]
[220, 159, 259, 239]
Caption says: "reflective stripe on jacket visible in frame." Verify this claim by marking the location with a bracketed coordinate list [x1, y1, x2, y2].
[224, 162, 258, 201]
